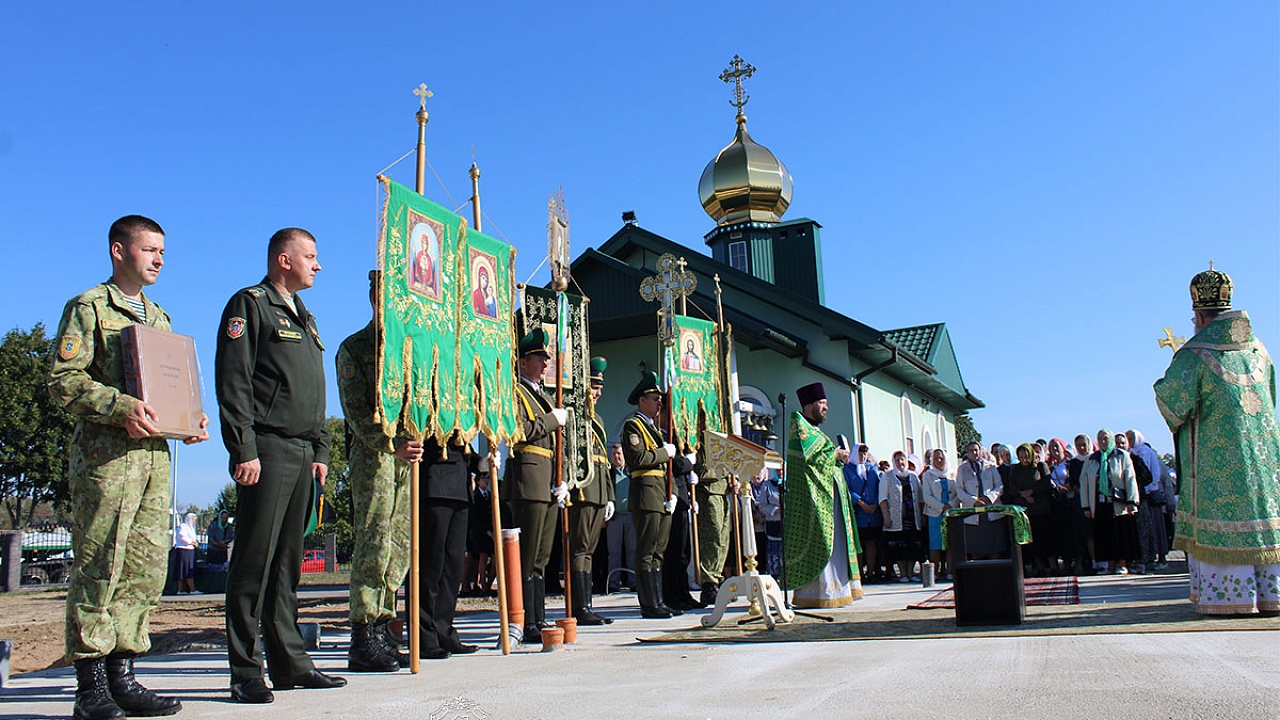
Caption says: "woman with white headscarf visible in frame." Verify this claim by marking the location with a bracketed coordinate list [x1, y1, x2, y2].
[919, 448, 955, 578]
[173, 513, 202, 595]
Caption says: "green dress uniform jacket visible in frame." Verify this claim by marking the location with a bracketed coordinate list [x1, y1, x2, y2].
[337, 322, 411, 625]
[508, 379, 563, 577]
[216, 278, 330, 684]
[567, 415, 617, 572]
[622, 411, 674, 571]
[49, 281, 173, 662]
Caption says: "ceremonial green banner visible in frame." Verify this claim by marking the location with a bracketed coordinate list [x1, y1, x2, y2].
[376, 178, 518, 445]
[521, 285, 592, 489]
[457, 226, 519, 444]
[670, 314, 724, 449]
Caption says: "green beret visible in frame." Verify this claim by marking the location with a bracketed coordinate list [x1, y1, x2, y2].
[590, 356, 607, 385]
[519, 328, 551, 358]
[627, 371, 662, 405]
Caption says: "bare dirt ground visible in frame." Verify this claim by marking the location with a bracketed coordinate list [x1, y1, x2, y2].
[0, 585, 498, 676]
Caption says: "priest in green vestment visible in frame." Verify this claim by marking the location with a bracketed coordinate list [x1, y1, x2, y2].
[1154, 267, 1280, 616]
[782, 382, 864, 608]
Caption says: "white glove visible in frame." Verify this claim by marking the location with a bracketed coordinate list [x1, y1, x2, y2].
[691, 499, 699, 514]
[663, 495, 677, 514]
[550, 407, 569, 427]
[686, 452, 697, 466]
[687, 471, 699, 487]
[661, 442, 677, 459]
[604, 500, 616, 522]
[552, 483, 569, 507]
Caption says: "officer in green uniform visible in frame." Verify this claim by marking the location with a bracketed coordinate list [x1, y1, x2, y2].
[215, 228, 345, 704]
[695, 446, 735, 607]
[568, 357, 617, 625]
[337, 271, 417, 672]
[621, 372, 691, 618]
[506, 328, 568, 641]
[50, 215, 209, 720]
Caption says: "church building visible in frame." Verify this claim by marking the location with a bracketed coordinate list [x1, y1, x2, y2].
[571, 63, 982, 467]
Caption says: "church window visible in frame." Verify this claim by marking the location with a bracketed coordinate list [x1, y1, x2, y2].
[728, 241, 748, 272]
[936, 411, 948, 456]
[901, 394, 914, 454]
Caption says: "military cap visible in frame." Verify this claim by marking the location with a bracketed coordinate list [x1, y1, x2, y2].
[519, 328, 552, 358]
[796, 382, 826, 407]
[1190, 266, 1232, 311]
[590, 356, 607, 385]
[627, 371, 662, 405]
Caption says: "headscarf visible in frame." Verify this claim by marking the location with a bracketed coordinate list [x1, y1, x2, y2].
[1048, 438, 1070, 482]
[1016, 443, 1037, 466]
[1097, 432, 1116, 497]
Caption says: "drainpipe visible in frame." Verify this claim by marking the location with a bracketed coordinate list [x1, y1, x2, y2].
[852, 346, 899, 444]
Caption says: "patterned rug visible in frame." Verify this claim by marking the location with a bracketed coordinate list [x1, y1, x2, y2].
[639, 597, 1280, 644]
[906, 576, 1079, 610]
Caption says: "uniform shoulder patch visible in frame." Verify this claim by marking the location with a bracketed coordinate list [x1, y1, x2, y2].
[58, 335, 82, 360]
[629, 433, 641, 447]
[226, 317, 246, 339]
[341, 362, 355, 380]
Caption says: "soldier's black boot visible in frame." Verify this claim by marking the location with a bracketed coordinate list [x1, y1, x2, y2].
[653, 570, 683, 617]
[583, 570, 613, 624]
[348, 623, 400, 672]
[534, 575, 553, 631]
[375, 619, 411, 668]
[701, 582, 720, 609]
[104, 654, 181, 717]
[521, 575, 542, 643]
[572, 570, 607, 625]
[74, 658, 126, 720]
[638, 569, 672, 619]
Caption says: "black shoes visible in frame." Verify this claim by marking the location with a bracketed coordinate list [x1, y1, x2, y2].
[418, 646, 452, 660]
[442, 638, 478, 654]
[274, 669, 347, 691]
[701, 582, 720, 608]
[230, 678, 274, 704]
[103, 654, 181, 717]
[348, 623, 400, 673]
[73, 658, 125, 720]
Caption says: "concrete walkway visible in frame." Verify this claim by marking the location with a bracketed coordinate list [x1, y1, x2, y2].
[3, 572, 1278, 720]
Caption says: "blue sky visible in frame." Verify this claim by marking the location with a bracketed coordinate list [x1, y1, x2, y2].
[2, 3, 1276, 507]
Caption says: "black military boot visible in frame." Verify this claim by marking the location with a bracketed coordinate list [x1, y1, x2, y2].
[572, 570, 607, 625]
[348, 623, 400, 672]
[375, 619, 411, 668]
[534, 575, 553, 630]
[103, 654, 180, 717]
[74, 658, 126, 720]
[638, 569, 672, 619]
[653, 570, 683, 616]
[521, 575, 542, 643]
[582, 570, 614, 624]
[700, 581, 720, 609]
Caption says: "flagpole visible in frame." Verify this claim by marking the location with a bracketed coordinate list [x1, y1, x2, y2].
[405, 84, 431, 675]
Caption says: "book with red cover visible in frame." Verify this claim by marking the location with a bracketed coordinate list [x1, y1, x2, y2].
[120, 324, 204, 440]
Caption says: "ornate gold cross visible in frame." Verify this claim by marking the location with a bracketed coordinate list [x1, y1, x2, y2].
[719, 54, 756, 114]
[413, 83, 433, 111]
[640, 253, 697, 345]
[1158, 327, 1186, 352]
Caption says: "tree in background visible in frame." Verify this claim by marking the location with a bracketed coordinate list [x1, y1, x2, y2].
[0, 324, 75, 528]
[306, 415, 354, 561]
[954, 412, 982, 451]
[213, 481, 238, 516]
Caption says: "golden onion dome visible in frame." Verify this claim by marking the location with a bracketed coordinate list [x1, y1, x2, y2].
[698, 114, 793, 225]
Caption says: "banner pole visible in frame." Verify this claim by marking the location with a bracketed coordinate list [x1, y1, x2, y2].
[488, 448, 511, 655]
[408, 461, 421, 674]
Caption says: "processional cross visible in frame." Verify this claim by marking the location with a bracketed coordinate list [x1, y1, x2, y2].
[1158, 327, 1186, 353]
[719, 54, 756, 115]
[548, 187, 570, 292]
[414, 83, 433, 111]
[640, 253, 697, 346]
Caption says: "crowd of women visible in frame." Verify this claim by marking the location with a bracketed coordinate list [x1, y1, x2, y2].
[814, 429, 1178, 583]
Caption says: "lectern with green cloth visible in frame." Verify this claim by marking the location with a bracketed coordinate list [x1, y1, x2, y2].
[943, 506, 1031, 626]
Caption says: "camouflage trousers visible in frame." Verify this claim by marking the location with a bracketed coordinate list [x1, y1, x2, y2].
[65, 426, 171, 662]
[348, 444, 412, 623]
[696, 484, 733, 585]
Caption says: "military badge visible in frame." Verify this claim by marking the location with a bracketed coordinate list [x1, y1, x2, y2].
[247, 287, 265, 298]
[309, 325, 325, 350]
[629, 434, 640, 446]
[227, 317, 246, 339]
[341, 362, 355, 380]
[58, 335, 82, 360]
[277, 316, 291, 328]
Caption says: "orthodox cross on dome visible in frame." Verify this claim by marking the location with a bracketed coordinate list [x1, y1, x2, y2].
[640, 253, 697, 346]
[414, 83, 433, 111]
[719, 54, 756, 117]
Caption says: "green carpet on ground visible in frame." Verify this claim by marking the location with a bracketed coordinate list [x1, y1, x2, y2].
[639, 598, 1280, 644]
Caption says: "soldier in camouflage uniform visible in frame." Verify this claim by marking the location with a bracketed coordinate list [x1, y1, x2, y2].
[695, 456, 735, 607]
[49, 215, 209, 720]
[568, 357, 617, 625]
[337, 271, 416, 672]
